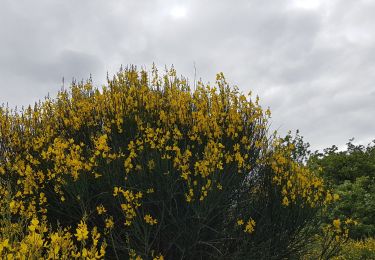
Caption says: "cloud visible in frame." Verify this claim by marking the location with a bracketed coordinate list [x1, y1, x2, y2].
[0, 0, 374, 150]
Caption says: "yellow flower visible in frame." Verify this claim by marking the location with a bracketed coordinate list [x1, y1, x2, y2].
[0, 239, 10, 254]
[28, 218, 39, 232]
[81, 248, 88, 257]
[237, 219, 244, 226]
[75, 221, 89, 241]
[153, 255, 164, 260]
[105, 217, 114, 229]
[96, 205, 107, 215]
[147, 159, 156, 170]
[27, 232, 44, 248]
[282, 196, 290, 206]
[144, 214, 158, 225]
[39, 192, 47, 204]
[244, 218, 256, 234]
[9, 200, 16, 210]
[333, 219, 341, 230]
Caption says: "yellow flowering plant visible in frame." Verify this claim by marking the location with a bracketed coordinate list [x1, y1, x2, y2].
[0, 65, 336, 259]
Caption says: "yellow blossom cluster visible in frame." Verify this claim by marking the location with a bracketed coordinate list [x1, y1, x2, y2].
[0, 65, 333, 258]
[0, 215, 105, 259]
[329, 218, 357, 241]
[237, 218, 256, 234]
[270, 140, 337, 208]
[317, 217, 358, 258]
[144, 214, 158, 225]
[336, 237, 375, 259]
[113, 187, 143, 226]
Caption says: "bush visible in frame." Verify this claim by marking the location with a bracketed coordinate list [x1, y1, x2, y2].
[1, 66, 334, 259]
[336, 238, 375, 260]
[309, 140, 375, 239]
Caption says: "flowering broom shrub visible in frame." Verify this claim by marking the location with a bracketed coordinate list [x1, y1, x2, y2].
[0, 65, 337, 259]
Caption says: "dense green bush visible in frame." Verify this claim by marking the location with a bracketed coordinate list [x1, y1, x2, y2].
[310, 140, 375, 239]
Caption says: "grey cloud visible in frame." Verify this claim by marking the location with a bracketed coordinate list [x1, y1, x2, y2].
[52, 50, 104, 82]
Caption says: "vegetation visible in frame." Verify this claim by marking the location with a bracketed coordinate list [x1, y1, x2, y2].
[310, 140, 375, 239]
[0, 65, 370, 259]
[0, 67, 344, 259]
[335, 237, 375, 259]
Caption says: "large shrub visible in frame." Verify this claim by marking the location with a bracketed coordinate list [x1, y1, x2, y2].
[0, 66, 334, 259]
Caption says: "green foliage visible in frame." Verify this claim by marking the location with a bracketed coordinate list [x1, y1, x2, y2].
[309, 140, 375, 239]
[304, 237, 375, 260]
[336, 238, 375, 260]
[334, 177, 375, 238]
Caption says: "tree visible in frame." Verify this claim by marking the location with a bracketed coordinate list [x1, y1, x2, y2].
[309, 140, 375, 239]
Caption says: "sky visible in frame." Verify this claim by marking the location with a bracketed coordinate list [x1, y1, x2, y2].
[0, 0, 374, 151]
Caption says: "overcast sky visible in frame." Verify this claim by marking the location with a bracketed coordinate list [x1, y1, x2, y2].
[1, 0, 374, 151]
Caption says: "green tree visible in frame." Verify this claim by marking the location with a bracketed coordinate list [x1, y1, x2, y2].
[309, 140, 375, 239]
